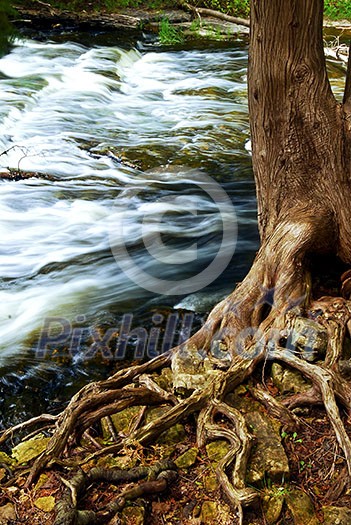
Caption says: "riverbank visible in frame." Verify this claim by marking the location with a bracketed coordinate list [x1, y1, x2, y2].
[12, 1, 351, 47]
[13, 1, 250, 44]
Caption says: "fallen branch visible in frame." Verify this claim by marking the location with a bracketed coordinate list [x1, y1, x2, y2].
[177, 1, 250, 28]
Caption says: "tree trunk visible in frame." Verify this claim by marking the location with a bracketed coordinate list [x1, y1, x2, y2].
[249, 0, 351, 263]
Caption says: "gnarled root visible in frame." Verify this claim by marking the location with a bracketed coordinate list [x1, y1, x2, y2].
[54, 459, 177, 525]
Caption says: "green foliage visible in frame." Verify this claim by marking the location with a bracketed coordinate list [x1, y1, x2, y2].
[14, 0, 171, 10]
[0, 0, 16, 56]
[324, 0, 351, 19]
[158, 18, 184, 45]
[14, 0, 351, 21]
[200, 0, 351, 20]
[200, 0, 250, 18]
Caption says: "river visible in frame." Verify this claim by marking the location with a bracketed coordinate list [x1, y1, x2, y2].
[0, 29, 346, 427]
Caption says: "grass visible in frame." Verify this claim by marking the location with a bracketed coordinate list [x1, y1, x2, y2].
[158, 17, 184, 45]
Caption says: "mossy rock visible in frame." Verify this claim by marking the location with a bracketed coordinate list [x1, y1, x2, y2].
[101, 406, 142, 440]
[205, 440, 231, 463]
[262, 492, 285, 524]
[200, 500, 233, 524]
[271, 362, 311, 394]
[175, 447, 198, 468]
[285, 488, 319, 525]
[145, 407, 186, 445]
[0, 503, 16, 522]
[152, 367, 173, 392]
[204, 470, 219, 491]
[96, 454, 136, 470]
[245, 411, 289, 486]
[34, 474, 49, 492]
[0, 452, 14, 466]
[122, 504, 145, 525]
[11, 434, 51, 464]
[34, 496, 55, 512]
[322, 506, 351, 524]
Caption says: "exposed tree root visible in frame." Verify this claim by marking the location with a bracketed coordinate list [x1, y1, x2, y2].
[54, 460, 177, 525]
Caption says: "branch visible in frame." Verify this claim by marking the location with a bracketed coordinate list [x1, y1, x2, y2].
[177, 1, 250, 28]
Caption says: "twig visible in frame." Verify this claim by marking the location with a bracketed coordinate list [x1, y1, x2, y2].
[0, 414, 58, 446]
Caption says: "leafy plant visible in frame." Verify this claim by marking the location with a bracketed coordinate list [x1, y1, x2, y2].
[158, 18, 184, 45]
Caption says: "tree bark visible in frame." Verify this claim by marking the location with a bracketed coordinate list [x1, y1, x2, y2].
[249, 0, 351, 266]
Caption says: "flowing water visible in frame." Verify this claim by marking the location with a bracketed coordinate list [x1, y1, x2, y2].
[0, 30, 346, 427]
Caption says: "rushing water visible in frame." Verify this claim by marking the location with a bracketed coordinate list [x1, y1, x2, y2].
[0, 30, 346, 427]
[0, 33, 258, 426]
